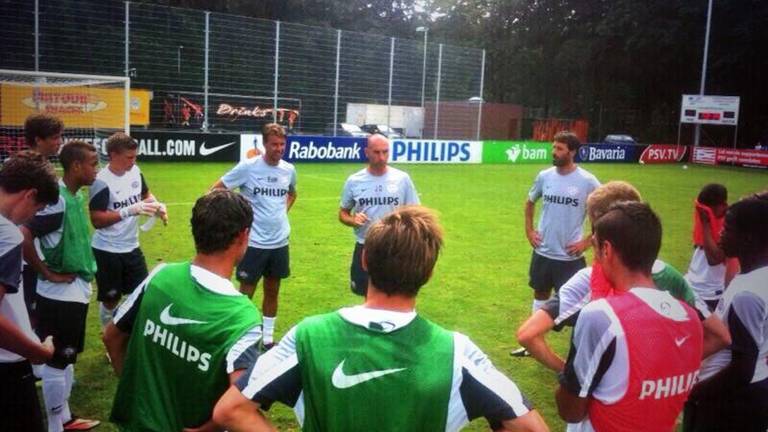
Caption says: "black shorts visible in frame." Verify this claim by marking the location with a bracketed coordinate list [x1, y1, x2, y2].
[350, 242, 368, 296]
[684, 385, 768, 432]
[236, 246, 290, 284]
[35, 295, 88, 369]
[93, 247, 148, 303]
[0, 360, 45, 432]
[528, 251, 586, 293]
[22, 264, 38, 321]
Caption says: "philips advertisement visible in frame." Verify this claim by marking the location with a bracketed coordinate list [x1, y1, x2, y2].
[283, 136, 367, 163]
[576, 144, 641, 163]
[131, 131, 240, 162]
[389, 140, 482, 164]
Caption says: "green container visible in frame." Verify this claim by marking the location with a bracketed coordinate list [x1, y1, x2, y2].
[482, 141, 551, 164]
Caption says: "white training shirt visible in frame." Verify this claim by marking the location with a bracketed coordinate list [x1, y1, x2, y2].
[699, 266, 768, 384]
[25, 183, 91, 304]
[221, 156, 297, 249]
[340, 167, 420, 244]
[684, 247, 726, 301]
[0, 215, 39, 363]
[89, 164, 148, 253]
[527, 166, 600, 261]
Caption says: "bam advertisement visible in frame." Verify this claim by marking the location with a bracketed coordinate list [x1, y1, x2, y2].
[482, 141, 550, 164]
[0, 84, 150, 127]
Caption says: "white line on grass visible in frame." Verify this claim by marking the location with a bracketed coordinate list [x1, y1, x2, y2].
[164, 196, 338, 206]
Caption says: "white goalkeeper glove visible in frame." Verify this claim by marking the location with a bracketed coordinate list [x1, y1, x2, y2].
[119, 200, 162, 219]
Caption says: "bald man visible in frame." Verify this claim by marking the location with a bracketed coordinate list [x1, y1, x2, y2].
[338, 134, 420, 296]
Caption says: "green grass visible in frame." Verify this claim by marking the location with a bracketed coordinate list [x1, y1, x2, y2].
[68, 162, 766, 431]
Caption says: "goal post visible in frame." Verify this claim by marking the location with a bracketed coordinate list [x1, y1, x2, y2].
[0, 69, 130, 161]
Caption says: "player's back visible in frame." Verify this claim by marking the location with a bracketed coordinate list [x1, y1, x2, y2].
[294, 310, 454, 431]
[588, 288, 703, 432]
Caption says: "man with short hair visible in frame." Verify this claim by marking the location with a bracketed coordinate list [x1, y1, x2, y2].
[212, 206, 549, 432]
[21, 113, 65, 326]
[21, 141, 101, 432]
[685, 183, 735, 312]
[512, 131, 600, 356]
[104, 189, 262, 432]
[684, 191, 768, 432]
[555, 201, 703, 431]
[0, 151, 58, 432]
[24, 113, 64, 157]
[212, 123, 297, 348]
[89, 132, 166, 330]
[516, 181, 730, 372]
[339, 133, 420, 296]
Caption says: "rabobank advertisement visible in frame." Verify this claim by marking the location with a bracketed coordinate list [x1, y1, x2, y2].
[390, 139, 482, 164]
[284, 136, 367, 163]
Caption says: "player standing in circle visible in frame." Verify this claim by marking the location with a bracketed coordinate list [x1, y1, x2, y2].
[212, 206, 549, 432]
[21, 142, 101, 432]
[0, 151, 58, 432]
[555, 201, 703, 431]
[104, 190, 262, 432]
[684, 183, 738, 312]
[20, 113, 65, 325]
[684, 191, 768, 432]
[212, 123, 296, 349]
[89, 132, 166, 330]
[512, 131, 599, 357]
[339, 133, 420, 296]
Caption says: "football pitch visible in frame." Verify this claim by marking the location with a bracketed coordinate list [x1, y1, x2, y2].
[71, 161, 765, 431]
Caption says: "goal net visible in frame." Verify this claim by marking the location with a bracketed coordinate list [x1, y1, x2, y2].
[0, 69, 130, 163]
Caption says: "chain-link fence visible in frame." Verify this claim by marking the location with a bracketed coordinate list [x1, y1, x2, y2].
[0, 0, 485, 139]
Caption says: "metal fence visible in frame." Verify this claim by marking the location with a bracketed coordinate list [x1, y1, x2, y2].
[0, 0, 485, 139]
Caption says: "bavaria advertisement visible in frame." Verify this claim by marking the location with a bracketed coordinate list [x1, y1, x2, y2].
[576, 144, 642, 163]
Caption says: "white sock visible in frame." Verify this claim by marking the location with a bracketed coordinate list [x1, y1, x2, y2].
[42, 365, 66, 432]
[263, 316, 276, 345]
[61, 365, 74, 423]
[99, 303, 114, 329]
[532, 299, 547, 313]
[32, 363, 43, 379]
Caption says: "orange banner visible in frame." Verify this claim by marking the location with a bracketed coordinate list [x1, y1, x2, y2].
[0, 84, 150, 127]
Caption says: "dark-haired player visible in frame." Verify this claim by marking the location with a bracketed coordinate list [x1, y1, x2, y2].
[0, 151, 58, 432]
[685, 191, 768, 432]
[512, 131, 599, 357]
[556, 202, 702, 431]
[21, 141, 100, 432]
[105, 189, 262, 431]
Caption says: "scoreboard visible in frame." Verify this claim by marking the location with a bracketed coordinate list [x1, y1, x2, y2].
[680, 95, 740, 126]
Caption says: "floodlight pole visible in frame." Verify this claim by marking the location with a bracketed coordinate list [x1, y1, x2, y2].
[203, 11, 210, 131]
[273, 21, 280, 123]
[387, 37, 394, 131]
[34, 0, 39, 71]
[416, 27, 428, 138]
[333, 29, 341, 136]
[694, 0, 714, 147]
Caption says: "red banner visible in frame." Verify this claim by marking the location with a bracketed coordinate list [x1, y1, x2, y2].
[691, 147, 768, 168]
[715, 148, 768, 168]
[639, 144, 689, 164]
